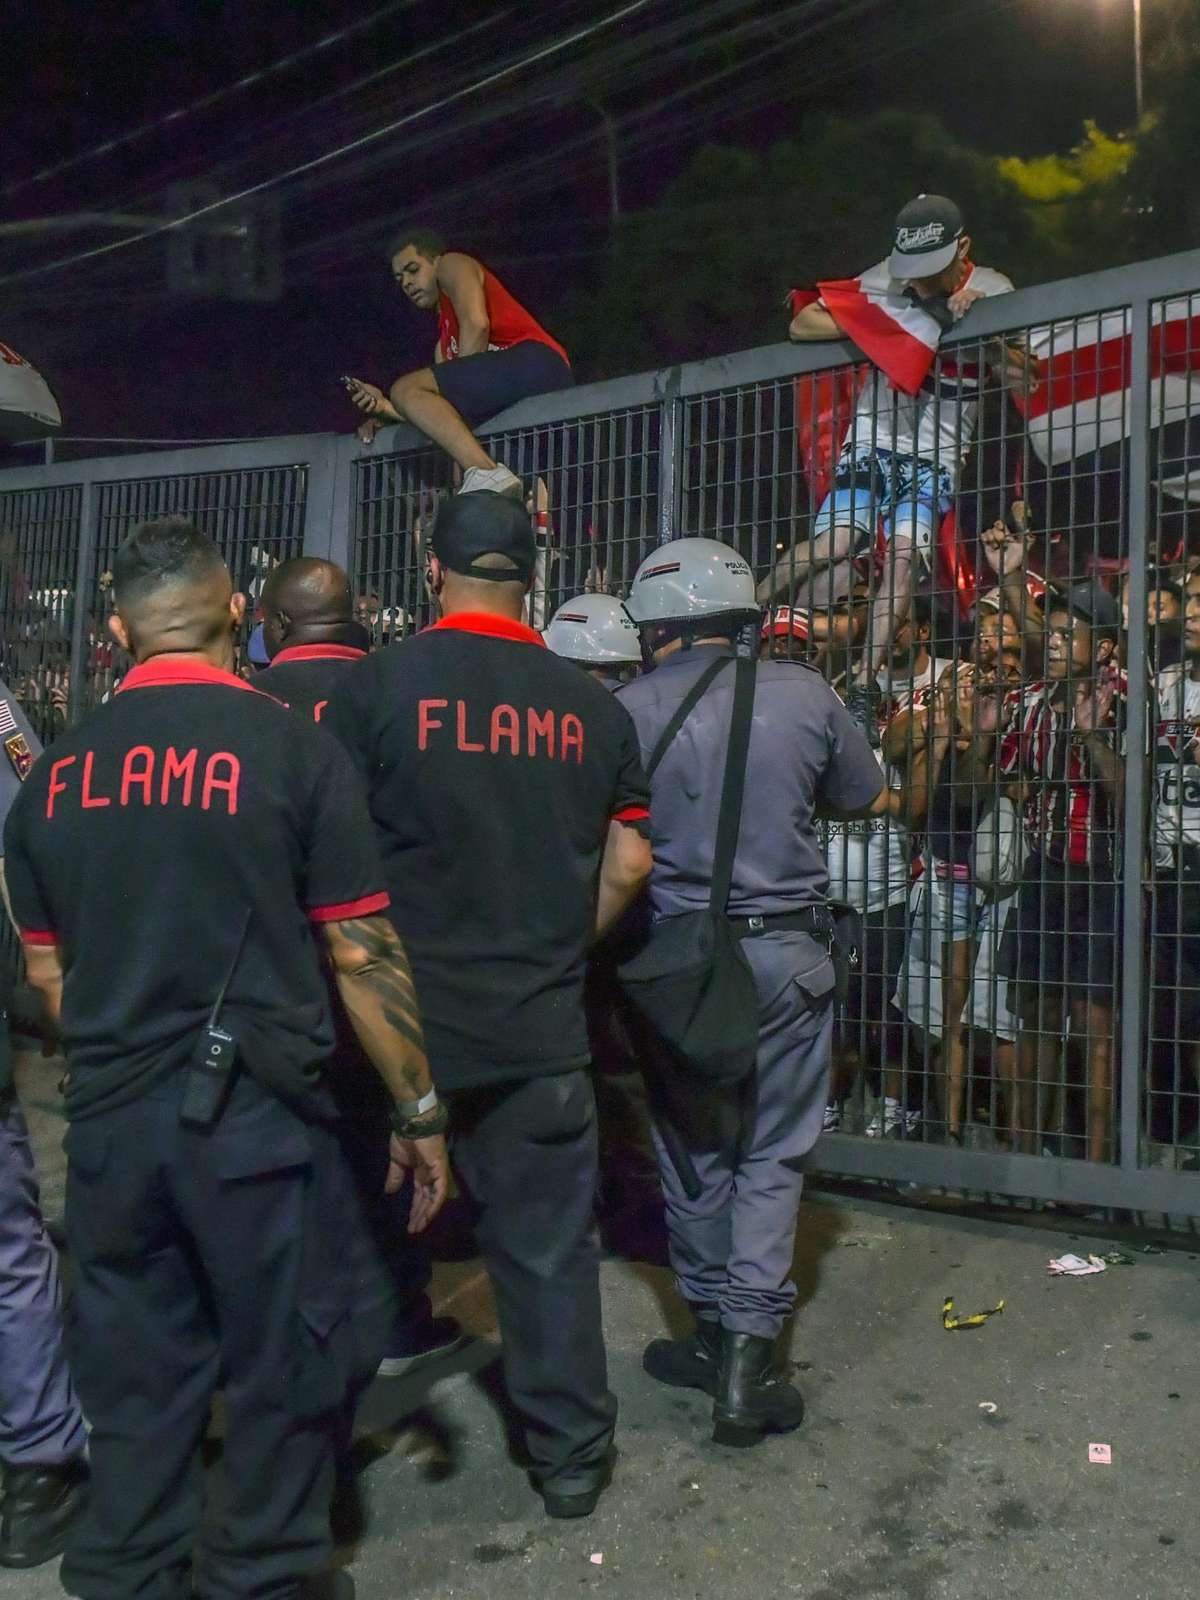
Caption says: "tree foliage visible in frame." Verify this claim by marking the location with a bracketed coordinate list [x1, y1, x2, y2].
[562, 57, 1200, 383]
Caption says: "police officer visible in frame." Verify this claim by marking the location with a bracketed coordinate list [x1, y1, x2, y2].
[2, 518, 449, 1600]
[325, 493, 652, 1518]
[544, 593, 660, 1251]
[0, 681, 88, 1569]
[543, 593, 642, 691]
[619, 538, 884, 1446]
[257, 556, 466, 1379]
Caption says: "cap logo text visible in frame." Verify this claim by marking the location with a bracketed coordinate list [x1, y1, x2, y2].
[896, 222, 946, 250]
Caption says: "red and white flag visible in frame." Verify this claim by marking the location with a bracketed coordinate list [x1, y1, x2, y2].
[1011, 295, 1200, 468]
[0, 340, 61, 442]
[791, 262, 945, 397]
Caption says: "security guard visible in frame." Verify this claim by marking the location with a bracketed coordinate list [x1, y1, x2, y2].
[256, 556, 466, 1379]
[0, 682, 88, 1569]
[325, 492, 652, 1519]
[619, 538, 883, 1446]
[255, 558, 371, 720]
[2, 518, 448, 1600]
[543, 593, 642, 691]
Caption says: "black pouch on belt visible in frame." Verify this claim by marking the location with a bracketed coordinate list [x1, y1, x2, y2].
[617, 653, 761, 1090]
[827, 901, 860, 1003]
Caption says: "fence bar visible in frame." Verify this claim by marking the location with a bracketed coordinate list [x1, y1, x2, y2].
[65, 479, 95, 726]
[810, 1132, 1197, 1218]
[1120, 299, 1152, 1174]
[656, 366, 682, 546]
[303, 434, 355, 570]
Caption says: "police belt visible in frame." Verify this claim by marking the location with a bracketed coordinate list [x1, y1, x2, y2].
[728, 906, 833, 942]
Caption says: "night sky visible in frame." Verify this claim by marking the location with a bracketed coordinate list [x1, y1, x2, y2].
[0, 0, 1141, 451]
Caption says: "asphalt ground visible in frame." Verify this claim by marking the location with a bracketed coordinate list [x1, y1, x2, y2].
[7, 1048, 1198, 1600]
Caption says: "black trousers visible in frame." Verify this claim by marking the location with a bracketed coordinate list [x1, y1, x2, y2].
[448, 1069, 616, 1492]
[332, 1056, 430, 1345]
[60, 1073, 377, 1600]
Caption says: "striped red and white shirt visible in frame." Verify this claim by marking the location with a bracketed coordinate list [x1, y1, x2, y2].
[998, 678, 1126, 872]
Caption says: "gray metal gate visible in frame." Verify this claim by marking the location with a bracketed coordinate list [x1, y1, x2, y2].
[4, 247, 1200, 1221]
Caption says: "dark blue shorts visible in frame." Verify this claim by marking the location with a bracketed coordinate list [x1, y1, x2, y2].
[999, 856, 1121, 998]
[433, 340, 573, 427]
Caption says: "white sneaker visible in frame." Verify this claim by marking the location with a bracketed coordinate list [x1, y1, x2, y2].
[459, 464, 522, 499]
[866, 1097, 905, 1139]
[822, 1101, 841, 1133]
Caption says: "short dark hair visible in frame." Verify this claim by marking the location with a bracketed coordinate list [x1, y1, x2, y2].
[386, 226, 446, 263]
[111, 517, 225, 609]
[911, 592, 935, 635]
[1147, 568, 1183, 600]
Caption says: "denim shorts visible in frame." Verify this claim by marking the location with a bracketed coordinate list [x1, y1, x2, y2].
[907, 872, 976, 961]
[813, 446, 954, 562]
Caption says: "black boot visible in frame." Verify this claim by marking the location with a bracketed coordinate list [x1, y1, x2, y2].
[711, 1330, 806, 1447]
[537, 1448, 616, 1520]
[302, 1572, 356, 1599]
[642, 1318, 721, 1396]
[0, 1457, 89, 1569]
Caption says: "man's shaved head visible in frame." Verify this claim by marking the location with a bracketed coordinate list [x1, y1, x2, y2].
[260, 557, 356, 657]
[109, 518, 243, 666]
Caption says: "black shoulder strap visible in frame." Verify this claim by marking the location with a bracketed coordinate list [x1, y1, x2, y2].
[709, 653, 757, 915]
[645, 655, 731, 779]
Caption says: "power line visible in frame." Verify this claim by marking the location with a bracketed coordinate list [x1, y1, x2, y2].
[74, 8, 512, 226]
[1, 0, 422, 199]
[0, 0, 656, 290]
[280, 0, 890, 274]
[175, 0, 793, 221]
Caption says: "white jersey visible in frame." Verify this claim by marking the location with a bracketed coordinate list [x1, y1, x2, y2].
[823, 656, 952, 914]
[1152, 664, 1200, 868]
[841, 262, 1014, 483]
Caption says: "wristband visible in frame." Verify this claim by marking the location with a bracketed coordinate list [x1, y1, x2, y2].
[396, 1085, 438, 1118]
[390, 1101, 449, 1140]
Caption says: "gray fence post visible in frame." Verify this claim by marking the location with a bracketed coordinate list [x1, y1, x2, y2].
[656, 366, 683, 545]
[303, 434, 356, 572]
[66, 478, 96, 726]
[1119, 297, 1152, 1174]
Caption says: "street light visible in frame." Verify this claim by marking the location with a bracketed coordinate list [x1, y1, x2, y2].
[1103, 0, 1145, 122]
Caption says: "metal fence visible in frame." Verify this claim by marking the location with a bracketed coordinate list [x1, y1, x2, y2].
[4, 246, 1200, 1221]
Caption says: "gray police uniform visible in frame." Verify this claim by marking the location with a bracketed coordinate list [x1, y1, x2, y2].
[0, 684, 86, 1475]
[619, 646, 882, 1337]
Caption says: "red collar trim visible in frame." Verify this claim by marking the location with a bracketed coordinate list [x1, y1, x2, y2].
[429, 612, 547, 647]
[118, 657, 263, 694]
[270, 643, 367, 666]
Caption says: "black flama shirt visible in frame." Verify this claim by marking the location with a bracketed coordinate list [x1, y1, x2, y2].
[2, 657, 388, 1120]
[324, 612, 650, 1089]
[254, 642, 368, 723]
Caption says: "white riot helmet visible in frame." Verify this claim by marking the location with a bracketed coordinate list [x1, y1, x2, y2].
[625, 538, 758, 629]
[544, 594, 642, 665]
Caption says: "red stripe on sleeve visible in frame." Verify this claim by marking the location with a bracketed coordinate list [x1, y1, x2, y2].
[613, 806, 650, 823]
[307, 892, 391, 924]
[20, 929, 58, 947]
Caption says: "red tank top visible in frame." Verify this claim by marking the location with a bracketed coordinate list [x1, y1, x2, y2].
[437, 263, 569, 366]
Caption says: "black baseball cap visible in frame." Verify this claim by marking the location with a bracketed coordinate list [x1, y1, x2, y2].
[431, 491, 536, 582]
[889, 194, 964, 282]
[1056, 579, 1121, 632]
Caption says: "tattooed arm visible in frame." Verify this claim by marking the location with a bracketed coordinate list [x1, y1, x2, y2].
[322, 914, 449, 1229]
